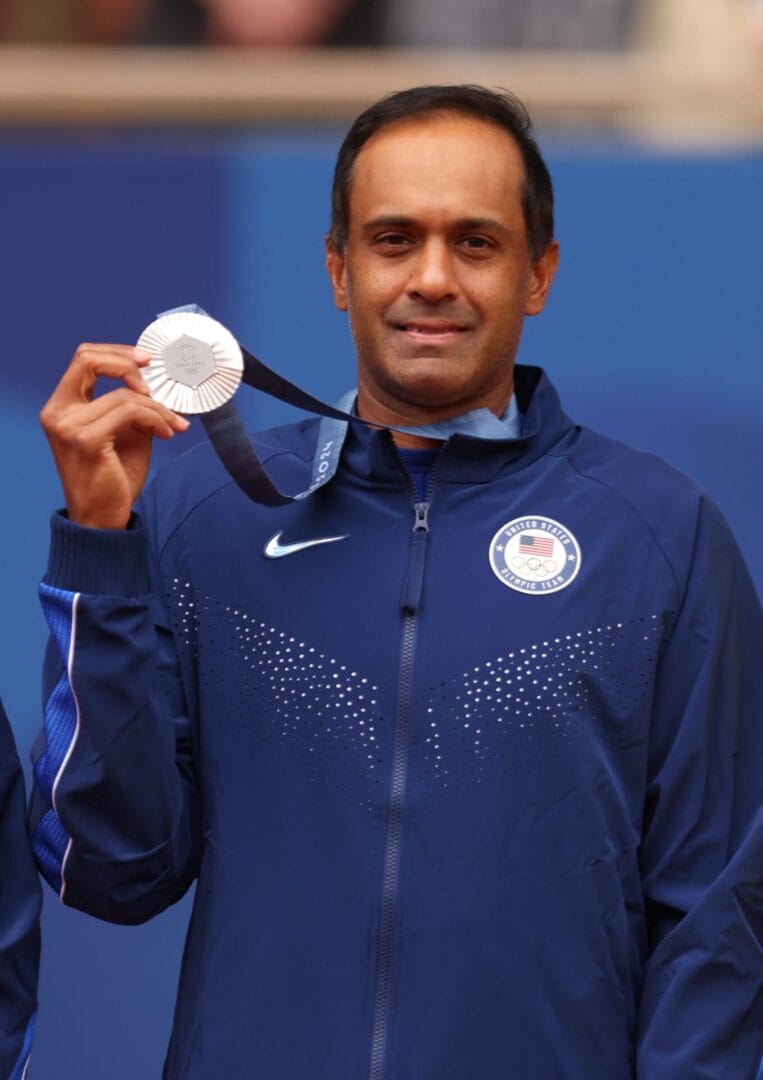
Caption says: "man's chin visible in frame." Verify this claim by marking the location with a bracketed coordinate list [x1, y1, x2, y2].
[393, 353, 470, 390]
[379, 372, 483, 414]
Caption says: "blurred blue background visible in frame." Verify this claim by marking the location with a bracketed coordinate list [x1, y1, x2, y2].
[1, 127, 761, 1076]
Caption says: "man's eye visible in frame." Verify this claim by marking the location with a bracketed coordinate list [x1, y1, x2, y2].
[460, 236, 492, 249]
[375, 234, 410, 246]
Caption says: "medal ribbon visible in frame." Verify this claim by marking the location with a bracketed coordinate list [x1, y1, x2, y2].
[160, 304, 521, 507]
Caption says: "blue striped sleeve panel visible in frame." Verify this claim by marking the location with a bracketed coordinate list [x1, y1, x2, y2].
[32, 583, 81, 899]
[8, 1009, 36, 1080]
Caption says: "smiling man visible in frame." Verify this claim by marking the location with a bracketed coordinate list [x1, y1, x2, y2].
[30, 86, 763, 1078]
[326, 110, 557, 438]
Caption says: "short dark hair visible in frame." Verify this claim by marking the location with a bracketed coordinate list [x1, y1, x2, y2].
[329, 84, 554, 260]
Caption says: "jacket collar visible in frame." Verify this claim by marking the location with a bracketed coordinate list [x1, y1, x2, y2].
[339, 366, 573, 487]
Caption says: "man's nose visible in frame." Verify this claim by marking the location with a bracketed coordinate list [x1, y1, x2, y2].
[406, 239, 459, 303]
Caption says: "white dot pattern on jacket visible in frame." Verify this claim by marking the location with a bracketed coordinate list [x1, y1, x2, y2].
[419, 614, 673, 804]
[169, 580, 673, 812]
[170, 580, 385, 809]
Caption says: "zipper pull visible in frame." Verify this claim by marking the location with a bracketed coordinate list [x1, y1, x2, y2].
[401, 502, 430, 613]
[413, 502, 430, 532]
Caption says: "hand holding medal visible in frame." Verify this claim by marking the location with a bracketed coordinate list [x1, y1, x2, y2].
[39, 338, 191, 531]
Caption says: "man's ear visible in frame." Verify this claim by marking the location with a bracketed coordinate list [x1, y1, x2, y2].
[525, 241, 559, 317]
[325, 237, 348, 312]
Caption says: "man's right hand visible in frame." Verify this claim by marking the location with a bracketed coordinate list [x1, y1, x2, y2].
[40, 343, 190, 530]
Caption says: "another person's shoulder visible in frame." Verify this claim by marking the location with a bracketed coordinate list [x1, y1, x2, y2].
[0, 698, 21, 775]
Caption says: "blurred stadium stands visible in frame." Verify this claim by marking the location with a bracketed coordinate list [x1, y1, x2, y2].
[0, 0, 760, 144]
[1, 0, 763, 56]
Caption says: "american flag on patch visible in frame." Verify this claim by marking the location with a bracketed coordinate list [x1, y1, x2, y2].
[519, 534, 555, 558]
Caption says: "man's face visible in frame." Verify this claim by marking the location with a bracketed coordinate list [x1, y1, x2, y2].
[326, 113, 559, 426]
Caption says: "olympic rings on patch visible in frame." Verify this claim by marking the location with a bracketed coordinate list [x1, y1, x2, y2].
[509, 556, 558, 579]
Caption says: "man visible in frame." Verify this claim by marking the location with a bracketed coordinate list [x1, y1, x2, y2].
[30, 86, 763, 1077]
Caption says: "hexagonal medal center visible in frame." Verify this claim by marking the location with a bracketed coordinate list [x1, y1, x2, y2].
[162, 334, 216, 388]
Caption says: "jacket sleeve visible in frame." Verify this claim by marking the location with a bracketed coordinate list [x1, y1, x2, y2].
[0, 701, 41, 1080]
[636, 497, 763, 1077]
[28, 512, 201, 925]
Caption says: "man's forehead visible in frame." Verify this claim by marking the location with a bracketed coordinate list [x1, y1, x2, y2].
[355, 110, 523, 166]
[348, 113, 526, 215]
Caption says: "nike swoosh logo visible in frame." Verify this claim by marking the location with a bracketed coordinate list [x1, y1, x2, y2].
[263, 530, 349, 559]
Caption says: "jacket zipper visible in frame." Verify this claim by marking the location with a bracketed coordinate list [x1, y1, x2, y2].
[368, 460, 440, 1080]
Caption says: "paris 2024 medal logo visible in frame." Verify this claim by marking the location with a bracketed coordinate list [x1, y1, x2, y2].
[489, 515, 581, 595]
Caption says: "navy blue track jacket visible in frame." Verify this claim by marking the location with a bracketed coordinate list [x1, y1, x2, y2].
[0, 701, 40, 1079]
[30, 367, 763, 1078]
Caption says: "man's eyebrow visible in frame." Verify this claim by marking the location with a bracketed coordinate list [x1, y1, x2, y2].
[459, 216, 510, 233]
[362, 215, 416, 230]
[361, 214, 511, 232]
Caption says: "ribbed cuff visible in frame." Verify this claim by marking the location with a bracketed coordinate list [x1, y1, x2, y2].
[44, 511, 152, 597]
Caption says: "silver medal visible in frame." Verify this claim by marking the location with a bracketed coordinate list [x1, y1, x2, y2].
[137, 311, 243, 414]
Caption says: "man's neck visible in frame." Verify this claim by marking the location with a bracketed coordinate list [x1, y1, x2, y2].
[356, 383, 514, 449]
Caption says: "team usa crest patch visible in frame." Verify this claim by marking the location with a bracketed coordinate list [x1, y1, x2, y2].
[489, 515, 581, 595]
